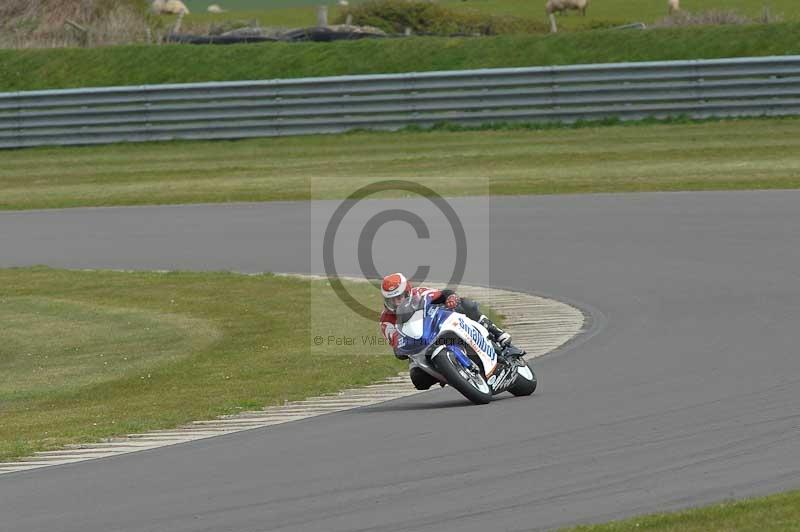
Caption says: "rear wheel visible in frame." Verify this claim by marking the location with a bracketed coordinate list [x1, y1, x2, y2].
[435, 349, 493, 405]
[508, 360, 537, 396]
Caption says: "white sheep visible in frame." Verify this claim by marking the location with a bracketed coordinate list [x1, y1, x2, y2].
[207, 4, 226, 13]
[546, 0, 589, 33]
[151, 0, 190, 15]
[546, 0, 590, 17]
[667, 0, 680, 14]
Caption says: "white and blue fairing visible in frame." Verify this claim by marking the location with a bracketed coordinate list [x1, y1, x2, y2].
[395, 297, 498, 377]
[394, 302, 453, 356]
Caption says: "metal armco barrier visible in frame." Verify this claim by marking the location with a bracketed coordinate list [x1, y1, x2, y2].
[1, 55, 799, 149]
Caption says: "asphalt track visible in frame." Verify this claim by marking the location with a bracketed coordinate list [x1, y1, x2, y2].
[1, 191, 799, 531]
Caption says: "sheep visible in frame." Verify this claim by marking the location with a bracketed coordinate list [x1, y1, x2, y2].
[546, 0, 589, 33]
[207, 4, 225, 13]
[667, 0, 679, 14]
[546, 0, 590, 17]
[151, 0, 190, 15]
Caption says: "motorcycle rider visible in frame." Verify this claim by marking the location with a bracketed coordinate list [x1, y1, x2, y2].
[379, 272, 511, 366]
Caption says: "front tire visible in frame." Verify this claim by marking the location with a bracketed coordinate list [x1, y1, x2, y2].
[435, 349, 493, 405]
[508, 360, 537, 396]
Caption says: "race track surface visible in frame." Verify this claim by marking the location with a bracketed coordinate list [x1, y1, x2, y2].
[1, 191, 799, 531]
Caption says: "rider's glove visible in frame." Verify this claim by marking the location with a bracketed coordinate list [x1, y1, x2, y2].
[382, 322, 399, 347]
[445, 294, 461, 310]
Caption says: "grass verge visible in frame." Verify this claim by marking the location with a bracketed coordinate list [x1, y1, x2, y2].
[0, 268, 411, 462]
[561, 489, 800, 531]
[181, 0, 800, 35]
[2, 117, 800, 210]
[2, 23, 800, 92]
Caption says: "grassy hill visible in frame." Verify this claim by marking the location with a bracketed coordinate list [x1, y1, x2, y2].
[178, 0, 799, 31]
[2, 22, 799, 92]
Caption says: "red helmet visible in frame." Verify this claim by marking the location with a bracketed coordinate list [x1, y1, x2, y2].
[381, 272, 412, 312]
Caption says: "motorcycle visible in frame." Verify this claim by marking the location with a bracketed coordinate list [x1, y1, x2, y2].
[394, 296, 537, 405]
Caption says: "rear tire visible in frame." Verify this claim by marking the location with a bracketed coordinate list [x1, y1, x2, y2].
[435, 349, 493, 405]
[508, 360, 537, 396]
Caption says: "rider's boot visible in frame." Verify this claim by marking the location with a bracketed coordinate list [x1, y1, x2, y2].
[479, 315, 511, 347]
[409, 366, 438, 390]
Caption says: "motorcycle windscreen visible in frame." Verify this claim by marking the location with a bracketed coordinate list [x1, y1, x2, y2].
[400, 309, 424, 339]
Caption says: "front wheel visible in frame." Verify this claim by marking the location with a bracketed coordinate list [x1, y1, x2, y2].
[507, 360, 537, 396]
[434, 349, 493, 405]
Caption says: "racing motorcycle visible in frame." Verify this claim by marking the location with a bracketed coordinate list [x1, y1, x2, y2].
[394, 296, 537, 405]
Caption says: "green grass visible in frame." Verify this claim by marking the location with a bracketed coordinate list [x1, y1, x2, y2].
[561, 489, 800, 531]
[184, 0, 338, 9]
[2, 117, 800, 211]
[180, 0, 800, 31]
[181, 7, 341, 30]
[441, 0, 800, 28]
[2, 23, 800, 92]
[0, 268, 410, 462]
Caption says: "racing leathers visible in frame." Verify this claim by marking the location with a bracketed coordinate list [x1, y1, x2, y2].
[379, 286, 509, 360]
